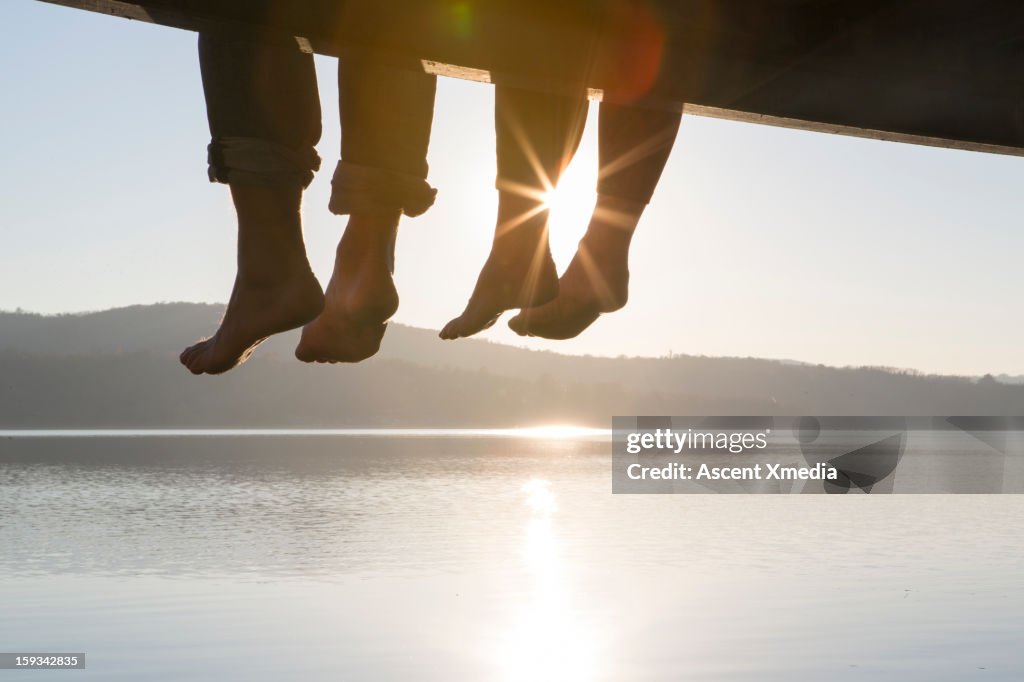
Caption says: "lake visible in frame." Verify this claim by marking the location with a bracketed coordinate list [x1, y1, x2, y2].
[1, 431, 1022, 680]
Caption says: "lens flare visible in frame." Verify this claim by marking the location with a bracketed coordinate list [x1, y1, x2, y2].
[603, 1, 667, 102]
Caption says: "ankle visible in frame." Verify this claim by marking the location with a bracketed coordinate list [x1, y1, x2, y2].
[339, 213, 399, 258]
[238, 242, 313, 285]
[493, 211, 549, 256]
[580, 223, 632, 262]
[495, 191, 548, 240]
[346, 211, 401, 236]
[236, 261, 311, 289]
[231, 183, 303, 224]
[593, 195, 644, 234]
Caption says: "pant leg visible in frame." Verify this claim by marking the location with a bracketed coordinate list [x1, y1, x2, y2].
[329, 61, 438, 217]
[595, 103, 681, 206]
[494, 85, 589, 198]
[199, 32, 322, 188]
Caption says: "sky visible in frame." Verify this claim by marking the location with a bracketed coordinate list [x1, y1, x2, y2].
[2, 2, 1023, 376]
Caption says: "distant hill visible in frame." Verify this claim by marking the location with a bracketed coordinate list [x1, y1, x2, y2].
[0, 304, 1021, 427]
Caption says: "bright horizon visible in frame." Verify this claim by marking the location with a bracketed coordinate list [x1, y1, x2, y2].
[3, 2, 1024, 376]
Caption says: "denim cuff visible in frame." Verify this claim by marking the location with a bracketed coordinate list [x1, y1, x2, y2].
[328, 161, 437, 217]
[207, 136, 321, 188]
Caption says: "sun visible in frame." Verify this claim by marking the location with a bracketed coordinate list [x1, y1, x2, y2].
[541, 149, 599, 266]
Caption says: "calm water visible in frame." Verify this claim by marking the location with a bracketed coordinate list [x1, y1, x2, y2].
[1, 432, 1022, 680]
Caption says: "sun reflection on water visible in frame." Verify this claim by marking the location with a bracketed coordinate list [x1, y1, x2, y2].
[515, 425, 609, 440]
[496, 480, 601, 682]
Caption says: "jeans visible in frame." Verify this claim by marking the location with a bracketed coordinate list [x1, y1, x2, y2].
[199, 32, 437, 216]
[494, 84, 681, 207]
[494, 85, 589, 199]
[596, 102, 682, 206]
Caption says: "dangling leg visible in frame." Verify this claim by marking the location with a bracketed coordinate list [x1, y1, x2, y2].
[439, 85, 588, 340]
[510, 102, 681, 339]
[181, 33, 324, 375]
[296, 61, 437, 363]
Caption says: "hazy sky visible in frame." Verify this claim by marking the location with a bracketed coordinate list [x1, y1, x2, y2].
[3, 2, 1023, 375]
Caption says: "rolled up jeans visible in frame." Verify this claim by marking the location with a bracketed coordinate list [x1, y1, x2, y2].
[199, 32, 437, 216]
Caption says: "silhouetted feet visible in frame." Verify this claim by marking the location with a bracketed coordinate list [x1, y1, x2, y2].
[181, 184, 323, 375]
[181, 269, 324, 374]
[440, 196, 559, 340]
[509, 200, 638, 339]
[295, 212, 400, 363]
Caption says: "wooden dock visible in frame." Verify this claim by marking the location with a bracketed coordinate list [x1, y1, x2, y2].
[38, 0, 1024, 155]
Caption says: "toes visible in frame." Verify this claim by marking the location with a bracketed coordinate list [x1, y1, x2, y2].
[187, 349, 213, 375]
[181, 347, 202, 372]
[180, 338, 212, 370]
[180, 336, 258, 376]
[441, 312, 500, 340]
[439, 320, 458, 340]
[509, 305, 554, 337]
[440, 316, 471, 340]
[507, 318, 538, 337]
[507, 313, 528, 336]
[295, 341, 323, 364]
[180, 342, 200, 364]
[185, 351, 206, 375]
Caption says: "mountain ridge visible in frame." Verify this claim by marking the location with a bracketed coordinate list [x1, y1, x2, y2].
[1, 303, 1020, 427]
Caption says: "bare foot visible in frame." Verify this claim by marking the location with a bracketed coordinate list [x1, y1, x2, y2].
[509, 211, 635, 340]
[181, 269, 323, 374]
[440, 196, 559, 340]
[180, 184, 323, 375]
[295, 213, 400, 363]
[295, 312, 388, 363]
